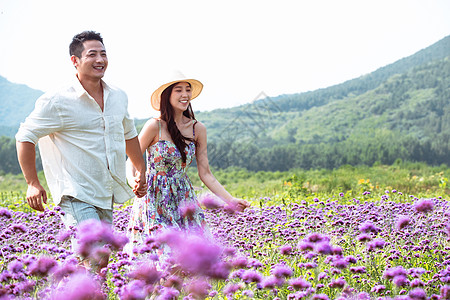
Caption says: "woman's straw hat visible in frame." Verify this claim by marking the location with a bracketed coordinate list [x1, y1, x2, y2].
[151, 70, 203, 111]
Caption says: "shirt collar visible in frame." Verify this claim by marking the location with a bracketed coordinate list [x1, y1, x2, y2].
[72, 74, 111, 98]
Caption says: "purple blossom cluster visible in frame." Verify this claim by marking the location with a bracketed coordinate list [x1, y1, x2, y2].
[0, 193, 449, 299]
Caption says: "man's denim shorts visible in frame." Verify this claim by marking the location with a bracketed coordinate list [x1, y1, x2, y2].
[58, 195, 113, 229]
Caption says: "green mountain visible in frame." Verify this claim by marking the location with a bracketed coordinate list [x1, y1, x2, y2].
[184, 35, 450, 171]
[1, 35, 449, 173]
[0, 76, 44, 136]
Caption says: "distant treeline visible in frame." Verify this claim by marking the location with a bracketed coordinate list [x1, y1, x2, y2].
[206, 128, 449, 171]
[1, 130, 448, 175]
[0, 136, 42, 175]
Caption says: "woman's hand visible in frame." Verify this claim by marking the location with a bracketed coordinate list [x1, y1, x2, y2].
[226, 198, 250, 212]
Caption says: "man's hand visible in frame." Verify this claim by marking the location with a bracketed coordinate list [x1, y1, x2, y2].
[132, 171, 147, 198]
[26, 183, 47, 211]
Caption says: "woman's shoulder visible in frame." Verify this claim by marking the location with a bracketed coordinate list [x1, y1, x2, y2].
[144, 117, 162, 128]
[193, 119, 205, 128]
[193, 120, 207, 137]
[141, 118, 161, 135]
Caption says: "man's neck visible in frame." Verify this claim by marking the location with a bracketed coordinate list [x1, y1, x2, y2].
[77, 75, 102, 94]
[77, 74, 104, 110]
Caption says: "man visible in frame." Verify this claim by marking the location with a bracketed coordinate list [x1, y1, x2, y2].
[15, 31, 146, 232]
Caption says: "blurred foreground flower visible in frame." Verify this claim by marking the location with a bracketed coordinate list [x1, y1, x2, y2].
[76, 219, 128, 258]
[199, 194, 224, 210]
[50, 272, 104, 300]
[159, 228, 226, 278]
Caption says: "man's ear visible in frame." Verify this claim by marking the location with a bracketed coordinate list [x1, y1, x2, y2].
[70, 55, 79, 69]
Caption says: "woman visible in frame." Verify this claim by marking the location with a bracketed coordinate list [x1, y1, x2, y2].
[126, 73, 249, 252]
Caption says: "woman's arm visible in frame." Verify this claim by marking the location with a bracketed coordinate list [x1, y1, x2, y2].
[126, 119, 159, 186]
[195, 121, 249, 211]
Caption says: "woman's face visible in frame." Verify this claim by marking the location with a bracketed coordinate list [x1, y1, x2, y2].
[169, 82, 192, 112]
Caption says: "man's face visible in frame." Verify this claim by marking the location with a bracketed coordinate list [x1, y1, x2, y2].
[72, 40, 108, 80]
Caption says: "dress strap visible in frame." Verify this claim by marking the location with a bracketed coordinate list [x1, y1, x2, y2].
[158, 119, 162, 141]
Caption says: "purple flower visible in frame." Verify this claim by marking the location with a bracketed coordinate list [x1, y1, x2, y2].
[223, 283, 243, 295]
[345, 255, 357, 264]
[128, 263, 162, 285]
[371, 285, 386, 293]
[318, 272, 329, 281]
[304, 262, 318, 269]
[8, 260, 24, 274]
[10, 223, 28, 233]
[349, 266, 366, 274]
[396, 215, 411, 230]
[414, 199, 434, 213]
[393, 275, 409, 287]
[230, 269, 245, 279]
[52, 261, 78, 281]
[271, 264, 293, 278]
[261, 275, 284, 289]
[76, 219, 128, 258]
[312, 294, 330, 300]
[51, 272, 103, 299]
[16, 279, 36, 294]
[331, 258, 349, 269]
[446, 223, 450, 237]
[180, 202, 197, 219]
[199, 194, 223, 209]
[440, 285, 450, 299]
[242, 269, 263, 283]
[409, 288, 427, 300]
[328, 277, 346, 288]
[357, 292, 370, 300]
[242, 290, 254, 298]
[158, 287, 180, 300]
[410, 278, 425, 288]
[358, 221, 380, 234]
[248, 258, 263, 268]
[207, 261, 230, 280]
[356, 234, 371, 242]
[316, 241, 333, 255]
[28, 256, 58, 277]
[0, 207, 12, 218]
[367, 238, 386, 251]
[231, 256, 248, 269]
[289, 277, 311, 290]
[120, 280, 147, 300]
[279, 244, 293, 255]
[186, 279, 211, 299]
[298, 241, 314, 251]
[332, 246, 343, 256]
[305, 233, 328, 243]
[164, 275, 182, 289]
[170, 231, 223, 276]
[56, 230, 72, 242]
[384, 266, 407, 279]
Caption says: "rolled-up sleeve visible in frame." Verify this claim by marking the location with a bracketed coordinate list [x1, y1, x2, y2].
[123, 113, 138, 140]
[15, 95, 63, 144]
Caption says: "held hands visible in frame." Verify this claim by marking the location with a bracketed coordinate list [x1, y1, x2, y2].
[132, 171, 147, 198]
[26, 183, 47, 212]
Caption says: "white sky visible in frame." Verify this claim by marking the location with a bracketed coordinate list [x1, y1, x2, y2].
[0, 0, 449, 119]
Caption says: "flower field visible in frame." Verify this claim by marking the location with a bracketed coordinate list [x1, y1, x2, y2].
[0, 166, 450, 299]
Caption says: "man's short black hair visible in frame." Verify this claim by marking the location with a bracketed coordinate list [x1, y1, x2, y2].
[69, 31, 104, 58]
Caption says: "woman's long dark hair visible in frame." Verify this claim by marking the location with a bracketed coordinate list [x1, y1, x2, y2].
[160, 82, 196, 163]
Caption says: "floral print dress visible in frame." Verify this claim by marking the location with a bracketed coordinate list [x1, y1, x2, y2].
[126, 119, 207, 256]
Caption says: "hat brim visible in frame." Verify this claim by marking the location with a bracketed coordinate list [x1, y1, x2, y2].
[151, 79, 203, 111]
